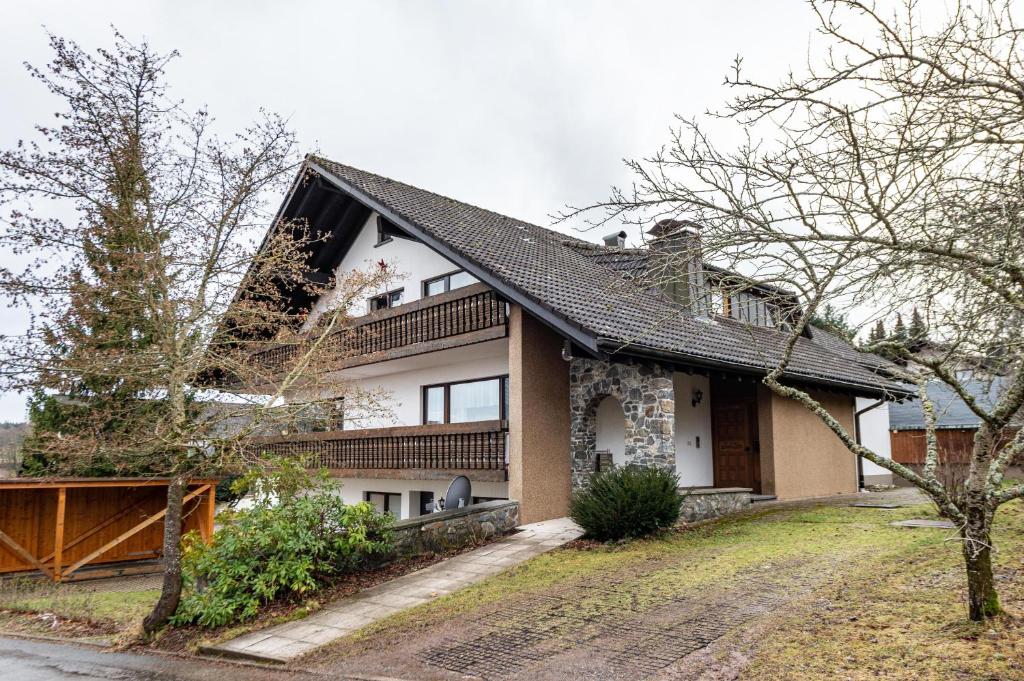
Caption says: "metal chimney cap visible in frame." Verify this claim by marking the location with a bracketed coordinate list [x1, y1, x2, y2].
[602, 230, 627, 248]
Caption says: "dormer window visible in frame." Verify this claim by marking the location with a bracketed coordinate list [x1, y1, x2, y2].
[369, 288, 404, 312]
[423, 269, 477, 297]
[728, 291, 779, 327]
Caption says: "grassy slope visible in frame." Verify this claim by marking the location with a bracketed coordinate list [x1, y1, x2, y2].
[5, 590, 159, 626]
[318, 500, 1023, 680]
[0, 579, 158, 636]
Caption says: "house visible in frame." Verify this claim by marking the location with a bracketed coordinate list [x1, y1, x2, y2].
[889, 377, 1022, 479]
[798, 326, 898, 487]
[217, 156, 907, 523]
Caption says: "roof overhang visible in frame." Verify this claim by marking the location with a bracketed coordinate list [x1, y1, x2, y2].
[597, 338, 913, 399]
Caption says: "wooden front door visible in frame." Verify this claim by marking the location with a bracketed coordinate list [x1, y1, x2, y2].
[711, 381, 760, 493]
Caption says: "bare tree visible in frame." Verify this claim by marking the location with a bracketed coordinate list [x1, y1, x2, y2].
[568, 0, 1024, 621]
[0, 32, 392, 632]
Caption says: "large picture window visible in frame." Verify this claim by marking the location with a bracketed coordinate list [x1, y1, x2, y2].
[422, 376, 509, 424]
[422, 269, 477, 297]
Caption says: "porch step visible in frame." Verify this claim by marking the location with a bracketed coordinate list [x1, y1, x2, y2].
[749, 494, 777, 503]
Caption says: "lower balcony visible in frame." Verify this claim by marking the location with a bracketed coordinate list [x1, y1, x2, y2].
[244, 420, 509, 482]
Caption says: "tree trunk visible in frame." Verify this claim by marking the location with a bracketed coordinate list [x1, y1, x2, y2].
[961, 509, 1000, 621]
[143, 475, 186, 634]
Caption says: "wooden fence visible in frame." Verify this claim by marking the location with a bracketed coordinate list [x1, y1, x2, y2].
[890, 428, 1020, 464]
[0, 478, 217, 582]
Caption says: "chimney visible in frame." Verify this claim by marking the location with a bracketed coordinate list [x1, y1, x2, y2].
[602, 230, 627, 248]
[647, 219, 708, 314]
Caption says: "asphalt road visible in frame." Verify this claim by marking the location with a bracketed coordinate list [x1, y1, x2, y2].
[0, 636, 323, 680]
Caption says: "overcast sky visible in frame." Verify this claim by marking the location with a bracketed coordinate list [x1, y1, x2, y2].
[0, 1, 820, 422]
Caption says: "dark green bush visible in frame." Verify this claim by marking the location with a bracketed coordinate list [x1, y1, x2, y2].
[569, 466, 683, 541]
[172, 491, 394, 627]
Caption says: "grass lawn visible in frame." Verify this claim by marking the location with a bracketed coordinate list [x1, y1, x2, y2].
[312, 495, 1024, 680]
[0, 578, 159, 640]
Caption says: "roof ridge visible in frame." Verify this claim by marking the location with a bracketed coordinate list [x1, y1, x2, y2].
[310, 154, 593, 247]
[564, 240, 646, 254]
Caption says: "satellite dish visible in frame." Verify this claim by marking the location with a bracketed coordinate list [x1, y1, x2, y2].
[443, 475, 472, 511]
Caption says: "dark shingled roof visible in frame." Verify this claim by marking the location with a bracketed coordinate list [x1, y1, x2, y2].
[805, 325, 900, 375]
[889, 378, 1018, 430]
[304, 156, 907, 396]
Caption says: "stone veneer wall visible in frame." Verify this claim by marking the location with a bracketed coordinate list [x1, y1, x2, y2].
[391, 500, 519, 558]
[569, 358, 676, 491]
[678, 488, 751, 523]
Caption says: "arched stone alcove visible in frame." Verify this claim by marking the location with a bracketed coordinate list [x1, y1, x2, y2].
[596, 395, 627, 467]
[569, 358, 676, 490]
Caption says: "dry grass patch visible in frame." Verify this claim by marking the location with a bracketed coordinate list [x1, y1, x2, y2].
[740, 501, 1024, 681]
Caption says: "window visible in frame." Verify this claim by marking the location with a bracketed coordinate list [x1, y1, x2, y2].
[727, 291, 779, 328]
[369, 288, 404, 312]
[422, 376, 509, 424]
[327, 397, 345, 431]
[709, 289, 725, 317]
[375, 215, 392, 246]
[311, 397, 345, 432]
[364, 491, 401, 517]
[415, 491, 435, 516]
[422, 269, 478, 297]
[424, 385, 445, 424]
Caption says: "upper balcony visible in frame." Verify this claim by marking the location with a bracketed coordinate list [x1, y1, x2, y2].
[245, 283, 508, 380]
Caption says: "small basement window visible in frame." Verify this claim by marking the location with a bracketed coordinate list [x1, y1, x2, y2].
[369, 288, 404, 312]
[423, 269, 478, 297]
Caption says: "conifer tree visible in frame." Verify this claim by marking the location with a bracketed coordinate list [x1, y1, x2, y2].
[0, 31, 391, 633]
[892, 313, 908, 343]
[909, 307, 928, 346]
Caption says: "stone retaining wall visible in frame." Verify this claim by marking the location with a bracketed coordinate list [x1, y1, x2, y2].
[678, 487, 751, 523]
[391, 500, 519, 558]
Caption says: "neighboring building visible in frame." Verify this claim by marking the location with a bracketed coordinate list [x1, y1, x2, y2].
[216, 156, 907, 523]
[889, 377, 1022, 477]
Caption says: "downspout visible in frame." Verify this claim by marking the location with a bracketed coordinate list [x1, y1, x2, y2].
[854, 399, 885, 490]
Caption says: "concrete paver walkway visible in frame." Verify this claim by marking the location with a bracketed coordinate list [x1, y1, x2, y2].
[205, 517, 582, 664]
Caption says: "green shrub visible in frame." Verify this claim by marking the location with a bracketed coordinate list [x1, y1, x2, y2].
[172, 490, 394, 627]
[569, 466, 683, 541]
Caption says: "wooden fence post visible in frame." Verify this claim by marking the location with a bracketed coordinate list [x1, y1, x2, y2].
[53, 487, 66, 583]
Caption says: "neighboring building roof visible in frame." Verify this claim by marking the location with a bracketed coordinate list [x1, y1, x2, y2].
[889, 377, 1018, 430]
[241, 156, 910, 397]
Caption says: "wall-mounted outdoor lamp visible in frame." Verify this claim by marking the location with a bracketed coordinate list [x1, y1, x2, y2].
[691, 388, 703, 407]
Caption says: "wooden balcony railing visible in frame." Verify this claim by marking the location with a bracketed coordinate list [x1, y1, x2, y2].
[250, 283, 507, 374]
[245, 420, 509, 472]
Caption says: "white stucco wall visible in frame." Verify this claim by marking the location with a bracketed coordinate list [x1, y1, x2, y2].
[595, 396, 627, 466]
[674, 372, 713, 486]
[334, 477, 509, 519]
[856, 397, 892, 482]
[339, 349, 509, 428]
[270, 211, 511, 521]
[304, 211, 473, 330]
